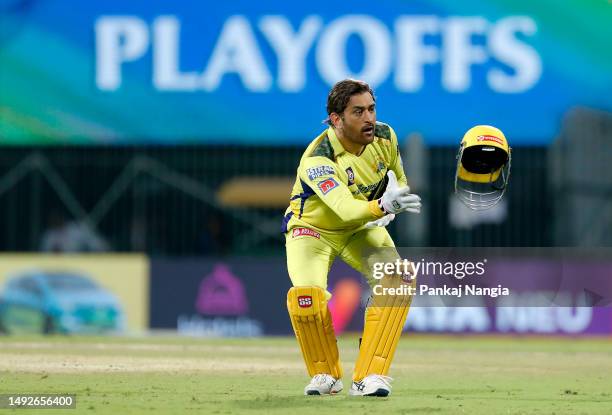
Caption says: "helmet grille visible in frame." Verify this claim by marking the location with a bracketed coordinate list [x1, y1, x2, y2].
[461, 145, 508, 174]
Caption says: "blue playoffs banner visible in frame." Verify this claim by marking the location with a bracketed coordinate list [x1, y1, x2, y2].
[1, 1, 610, 144]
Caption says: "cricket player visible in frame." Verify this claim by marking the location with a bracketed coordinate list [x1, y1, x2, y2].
[282, 79, 421, 397]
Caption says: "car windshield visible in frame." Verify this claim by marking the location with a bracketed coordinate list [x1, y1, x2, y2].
[46, 274, 98, 291]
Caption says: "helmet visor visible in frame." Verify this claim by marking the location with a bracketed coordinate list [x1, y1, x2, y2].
[455, 146, 511, 210]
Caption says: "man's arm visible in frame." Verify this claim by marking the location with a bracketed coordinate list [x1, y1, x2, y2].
[389, 126, 408, 187]
[299, 157, 385, 223]
[380, 127, 421, 215]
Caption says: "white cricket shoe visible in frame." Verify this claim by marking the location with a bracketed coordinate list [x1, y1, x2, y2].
[349, 374, 393, 397]
[304, 374, 343, 395]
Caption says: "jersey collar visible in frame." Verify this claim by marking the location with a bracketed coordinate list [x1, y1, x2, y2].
[327, 127, 348, 157]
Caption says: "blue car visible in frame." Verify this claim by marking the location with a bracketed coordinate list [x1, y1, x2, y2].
[0, 271, 124, 335]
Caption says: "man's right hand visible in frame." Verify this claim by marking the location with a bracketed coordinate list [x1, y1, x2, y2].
[378, 171, 421, 214]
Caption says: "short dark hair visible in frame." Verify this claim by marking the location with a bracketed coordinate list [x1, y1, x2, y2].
[326, 79, 375, 125]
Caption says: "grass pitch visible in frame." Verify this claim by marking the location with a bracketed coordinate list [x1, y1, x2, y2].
[1, 334, 611, 414]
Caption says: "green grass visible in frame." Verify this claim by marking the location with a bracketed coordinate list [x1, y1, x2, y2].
[1, 334, 611, 414]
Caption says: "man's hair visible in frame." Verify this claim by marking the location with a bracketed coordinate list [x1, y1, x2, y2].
[326, 79, 375, 126]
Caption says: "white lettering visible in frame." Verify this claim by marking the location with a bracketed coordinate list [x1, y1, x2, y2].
[316, 15, 392, 87]
[450, 306, 491, 331]
[153, 16, 199, 91]
[496, 304, 593, 333]
[556, 307, 592, 333]
[94, 14, 542, 94]
[442, 17, 488, 92]
[201, 15, 272, 92]
[395, 16, 440, 91]
[488, 16, 541, 93]
[259, 15, 322, 92]
[95, 16, 149, 90]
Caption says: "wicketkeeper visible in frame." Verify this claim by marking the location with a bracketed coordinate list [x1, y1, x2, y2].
[282, 79, 421, 397]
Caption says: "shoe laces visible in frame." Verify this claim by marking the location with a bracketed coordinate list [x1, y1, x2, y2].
[313, 374, 333, 386]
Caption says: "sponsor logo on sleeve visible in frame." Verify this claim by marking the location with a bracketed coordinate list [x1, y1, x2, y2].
[306, 165, 335, 181]
[346, 167, 355, 186]
[477, 135, 504, 145]
[291, 227, 321, 239]
[318, 178, 339, 194]
[298, 295, 313, 308]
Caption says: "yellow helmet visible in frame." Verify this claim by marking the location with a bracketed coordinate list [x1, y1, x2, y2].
[455, 125, 511, 210]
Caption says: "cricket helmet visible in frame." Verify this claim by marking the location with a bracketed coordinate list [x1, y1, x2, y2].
[455, 125, 511, 210]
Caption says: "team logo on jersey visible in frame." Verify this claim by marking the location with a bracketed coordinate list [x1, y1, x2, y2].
[306, 165, 335, 181]
[318, 178, 339, 194]
[346, 167, 355, 186]
[291, 227, 320, 239]
[376, 160, 386, 173]
[298, 295, 313, 308]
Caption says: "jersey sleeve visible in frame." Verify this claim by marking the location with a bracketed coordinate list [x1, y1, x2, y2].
[389, 126, 408, 187]
[299, 156, 385, 222]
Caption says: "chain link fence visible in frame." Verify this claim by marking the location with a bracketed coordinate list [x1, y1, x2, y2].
[0, 144, 558, 256]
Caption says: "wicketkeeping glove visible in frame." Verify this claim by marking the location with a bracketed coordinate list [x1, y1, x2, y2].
[365, 213, 396, 228]
[378, 171, 421, 214]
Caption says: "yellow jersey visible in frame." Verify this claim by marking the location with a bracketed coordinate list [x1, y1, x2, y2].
[282, 121, 408, 234]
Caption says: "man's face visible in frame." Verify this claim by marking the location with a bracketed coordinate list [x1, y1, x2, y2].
[336, 92, 376, 145]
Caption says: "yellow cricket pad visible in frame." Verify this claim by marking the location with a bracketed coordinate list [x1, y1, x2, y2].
[287, 286, 343, 379]
[353, 276, 414, 381]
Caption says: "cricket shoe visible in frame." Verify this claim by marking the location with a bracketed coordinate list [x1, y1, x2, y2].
[304, 374, 343, 395]
[349, 374, 392, 397]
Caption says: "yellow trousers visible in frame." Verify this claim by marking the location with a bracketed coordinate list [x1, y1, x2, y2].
[285, 225, 396, 296]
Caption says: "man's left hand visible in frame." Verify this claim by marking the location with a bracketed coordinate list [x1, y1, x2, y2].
[365, 214, 396, 229]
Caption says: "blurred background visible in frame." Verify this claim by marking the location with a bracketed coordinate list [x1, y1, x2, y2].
[0, 0, 610, 337]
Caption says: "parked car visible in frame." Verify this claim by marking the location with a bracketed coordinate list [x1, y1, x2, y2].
[0, 271, 124, 334]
